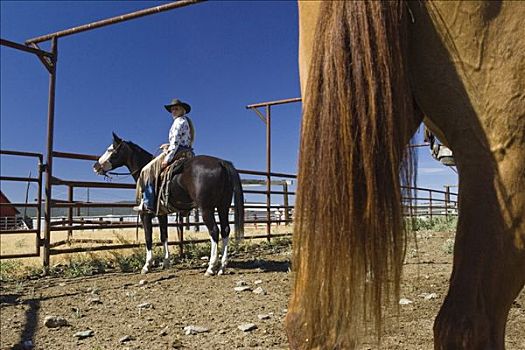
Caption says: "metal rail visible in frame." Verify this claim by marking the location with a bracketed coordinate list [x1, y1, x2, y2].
[246, 97, 302, 109]
[1, 146, 459, 263]
[25, 0, 207, 44]
[0, 39, 53, 58]
[49, 233, 292, 256]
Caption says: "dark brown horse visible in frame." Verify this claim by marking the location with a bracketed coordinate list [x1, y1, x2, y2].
[288, 1, 524, 349]
[93, 133, 244, 275]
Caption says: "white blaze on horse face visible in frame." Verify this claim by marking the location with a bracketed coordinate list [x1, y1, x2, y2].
[97, 144, 114, 171]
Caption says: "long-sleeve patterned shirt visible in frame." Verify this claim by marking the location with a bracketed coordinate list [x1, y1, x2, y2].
[165, 115, 193, 163]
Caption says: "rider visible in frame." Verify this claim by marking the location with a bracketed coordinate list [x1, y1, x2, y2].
[133, 98, 195, 213]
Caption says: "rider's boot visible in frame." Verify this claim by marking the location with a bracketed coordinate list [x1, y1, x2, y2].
[133, 184, 155, 213]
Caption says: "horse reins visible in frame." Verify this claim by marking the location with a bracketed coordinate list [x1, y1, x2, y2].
[105, 168, 141, 179]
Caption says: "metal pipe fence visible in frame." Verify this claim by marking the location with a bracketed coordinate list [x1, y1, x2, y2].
[0, 150, 43, 259]
[1, 147, 458, 266]
[1, 149, 298, 264]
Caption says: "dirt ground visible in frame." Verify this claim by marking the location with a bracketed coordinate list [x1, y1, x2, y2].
[1, 230, 524, 350]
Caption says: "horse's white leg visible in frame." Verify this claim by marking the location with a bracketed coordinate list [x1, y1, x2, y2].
[218, 237, 229, 275]
[162, 240, 170, 269]
[205, 238, 219, 276]
[217, 206, 231, 276]
[141, 213, 155, 274]
[202, 209, 220, 276]
[141, 249, 153, 274]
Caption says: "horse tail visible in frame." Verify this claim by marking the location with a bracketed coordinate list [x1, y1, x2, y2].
[220, 160, 245, 239]
[288, 1, 417, 347]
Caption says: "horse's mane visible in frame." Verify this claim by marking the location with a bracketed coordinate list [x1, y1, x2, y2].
[125, 140, 154, 160]
[287, 1, 417, 347]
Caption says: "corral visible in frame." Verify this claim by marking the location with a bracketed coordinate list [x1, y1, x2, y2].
[0, 0, 457, 268]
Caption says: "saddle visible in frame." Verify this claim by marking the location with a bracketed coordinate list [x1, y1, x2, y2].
[432, 144, 455, 166]
[424, 127, 455, 166]
[156, 149, 195, 215]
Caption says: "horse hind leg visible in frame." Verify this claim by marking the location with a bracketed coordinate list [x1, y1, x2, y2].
[202, 208, 220, 276]
[433, 159, 525, 349]
[217, 206, 231, 275]
[158, 215, 170, 270]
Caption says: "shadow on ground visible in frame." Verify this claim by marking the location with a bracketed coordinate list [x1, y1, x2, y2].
[229, 258, 290, 273]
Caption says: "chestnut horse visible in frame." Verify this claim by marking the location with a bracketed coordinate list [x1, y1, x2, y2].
[287, 1, 524, 349]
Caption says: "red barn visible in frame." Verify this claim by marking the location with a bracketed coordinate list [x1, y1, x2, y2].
[0, 191, 20, 229]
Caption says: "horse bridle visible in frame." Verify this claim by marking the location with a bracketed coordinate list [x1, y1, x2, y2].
[102, 141, 141, 178]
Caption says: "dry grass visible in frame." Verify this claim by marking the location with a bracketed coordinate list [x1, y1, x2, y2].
[0, 223, 293, 272]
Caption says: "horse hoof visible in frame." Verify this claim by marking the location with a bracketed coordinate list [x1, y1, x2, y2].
[162, 259, 170, 270]
[204, 269, 215, 276]
[141, 267, 149, 274]
[217, 269, 225, 276]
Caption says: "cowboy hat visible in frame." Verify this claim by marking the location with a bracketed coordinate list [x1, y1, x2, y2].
[164, 98, 191, 114]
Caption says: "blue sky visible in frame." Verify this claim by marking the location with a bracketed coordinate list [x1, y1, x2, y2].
[1, 1, 457, 204]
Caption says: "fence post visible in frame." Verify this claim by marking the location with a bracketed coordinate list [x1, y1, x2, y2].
[177, 213, 184, 256]
[35, 155, 43, 257]
[135, 213, 139, 242]
[444, 186, 450, 219]
[67, 185, 73, 242]
[408, 188, 414, 219]
[42, 37, 58, 270]
[266, 105, 272, 242]
[429, 190, 433, 221]
[283, 181, 290, 225]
